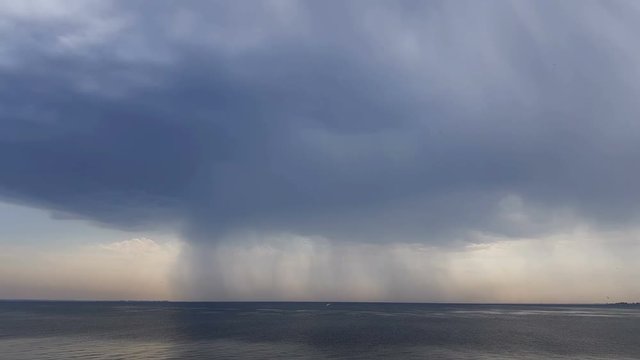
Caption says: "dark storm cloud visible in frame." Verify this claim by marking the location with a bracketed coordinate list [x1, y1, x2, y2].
[1, 0, 640, 243]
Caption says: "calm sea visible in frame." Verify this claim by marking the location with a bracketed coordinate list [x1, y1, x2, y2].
[0, 301, 639, 359]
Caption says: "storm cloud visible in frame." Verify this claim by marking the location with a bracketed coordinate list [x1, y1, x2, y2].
[2, 0, 640, 246]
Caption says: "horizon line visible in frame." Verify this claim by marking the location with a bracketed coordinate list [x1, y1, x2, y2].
[1, 298, 638, 306]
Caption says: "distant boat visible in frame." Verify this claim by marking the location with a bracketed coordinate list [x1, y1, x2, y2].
[326, 303, 332, 307]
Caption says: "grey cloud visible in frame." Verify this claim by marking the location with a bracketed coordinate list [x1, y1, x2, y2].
[1, 0, 640, 244]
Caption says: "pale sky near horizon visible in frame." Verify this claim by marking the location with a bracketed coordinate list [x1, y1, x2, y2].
[1, 0, 640, 302]
[2, 201, 639, 303]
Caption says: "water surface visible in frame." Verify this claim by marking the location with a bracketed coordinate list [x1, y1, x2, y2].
[1, 301, 639, 359]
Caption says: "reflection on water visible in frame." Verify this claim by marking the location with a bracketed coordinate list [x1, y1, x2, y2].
[1, 302, 639, 359]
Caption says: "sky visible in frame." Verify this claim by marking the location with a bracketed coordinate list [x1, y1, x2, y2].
[1, 0, 640, 302]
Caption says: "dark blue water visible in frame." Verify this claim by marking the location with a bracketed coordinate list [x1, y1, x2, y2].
[0, 301, 639, 359]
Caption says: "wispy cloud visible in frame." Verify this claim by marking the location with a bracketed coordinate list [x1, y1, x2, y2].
[0, 237, 181, 300]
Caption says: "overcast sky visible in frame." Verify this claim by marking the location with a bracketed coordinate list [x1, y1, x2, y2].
[1, 0, 640, 302]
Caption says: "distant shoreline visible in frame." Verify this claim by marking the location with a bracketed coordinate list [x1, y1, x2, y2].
[1, 299, 639, 306]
